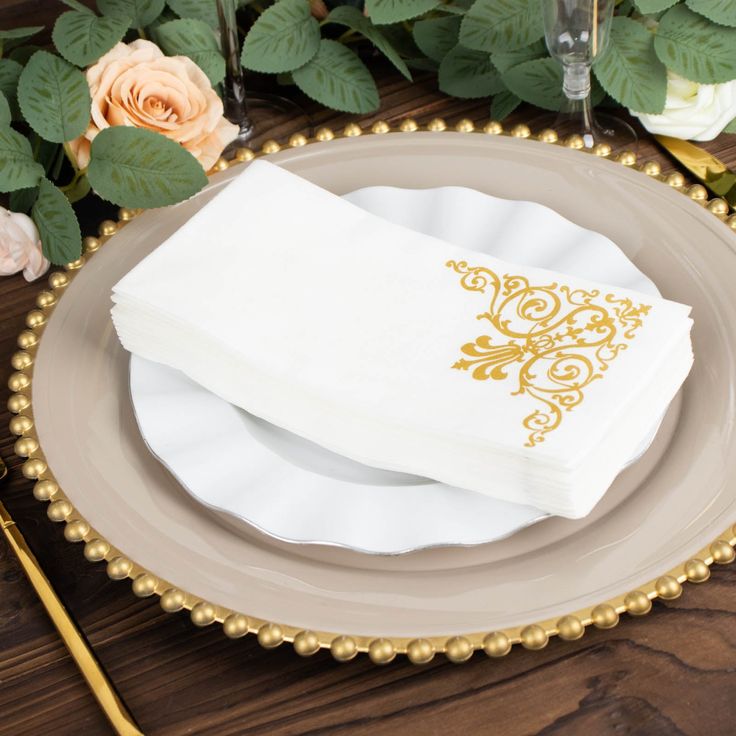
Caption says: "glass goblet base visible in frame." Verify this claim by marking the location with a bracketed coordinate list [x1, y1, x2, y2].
[223, 93, 313, 156]
[530, 108, 638, 154]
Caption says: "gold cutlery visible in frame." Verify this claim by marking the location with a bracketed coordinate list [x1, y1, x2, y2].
[654, 134, 736, 207]
[0, 455, 143, 735]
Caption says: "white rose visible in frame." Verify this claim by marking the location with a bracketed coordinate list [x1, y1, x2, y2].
[0, 207, 49, 282]
[631, 71, 736, 141]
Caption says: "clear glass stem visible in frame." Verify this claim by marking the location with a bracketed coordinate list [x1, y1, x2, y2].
[560, 62, 595, 143]
[562, 62, 591, 101]
[216, 0, 253, 140]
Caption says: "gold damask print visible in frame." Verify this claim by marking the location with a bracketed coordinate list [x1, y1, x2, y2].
[447, 260, 651, 447]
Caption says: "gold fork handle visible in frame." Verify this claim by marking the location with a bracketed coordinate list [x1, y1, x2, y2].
[1, 502, 144, 735]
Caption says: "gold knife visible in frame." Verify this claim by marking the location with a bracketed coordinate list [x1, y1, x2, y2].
[0, 456, 144, 736]
[654, 134, 736, 207]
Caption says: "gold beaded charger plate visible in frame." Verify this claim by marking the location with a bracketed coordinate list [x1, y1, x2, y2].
[10, 125, 736, 663]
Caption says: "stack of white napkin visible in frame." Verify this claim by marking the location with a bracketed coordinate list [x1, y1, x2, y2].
[112, 160, 693, 519]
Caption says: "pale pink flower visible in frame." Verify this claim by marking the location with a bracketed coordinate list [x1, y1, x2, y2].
[0, 207, 49, 282]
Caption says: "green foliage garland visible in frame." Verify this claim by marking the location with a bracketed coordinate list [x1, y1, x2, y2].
[0, 0, 734, 266]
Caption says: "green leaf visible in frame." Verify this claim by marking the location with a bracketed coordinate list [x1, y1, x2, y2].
[51, 144, 66, 180]
[593, 17, 666, 114]
[365, 0, 439, 24]
[0, 26, 44, 43]
[293, 39, 379, 113]
[439, 4, 470, 15]
[37, 139, 63, 176]
[18, 51, 91, 143]
[378, 23, 423, 58]
[325, 6, 411, 81]
[60, 0, 96, 13]
[53, 10, 130, 67]
[491, 39, 546, 74]
[686, 0, 736, 27]
[87, 126, 207, 207]
[10, 186, 38, 214]
[146, 8, 179, 33]
[242, 0, 320, 73]
[460, 0, 544, 53]
[8, 45, 42, 65]
[634, 0, 677, 12]
[0, 126, 44, 192]
[167, 0, 220, 27]
[438, 44, 503, 98]
[654, 4, 736, 83]
[502, 57, 564, 111]
[0, 91, 9, 126]
[97, 0, 166, 27]
[412, 16, 461, 62]
[490, 88, 520, 120]
[405, 57, 439, 71]
[724, 118, 736, 133]
[0, 58, 23, 119]
[32, 178, 82, 265]
[156, 18, 225, 85]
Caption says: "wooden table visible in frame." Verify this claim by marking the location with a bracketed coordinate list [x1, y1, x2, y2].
[3, 6, 736, 735]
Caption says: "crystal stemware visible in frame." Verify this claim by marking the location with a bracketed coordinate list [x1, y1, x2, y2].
[540, 0, 636, 150]
[215, 0, 312, 150]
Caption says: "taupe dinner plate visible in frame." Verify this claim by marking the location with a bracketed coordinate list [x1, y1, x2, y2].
[12, 128, 736, 662]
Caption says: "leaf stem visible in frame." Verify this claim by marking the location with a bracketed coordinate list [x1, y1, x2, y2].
[59, 167, 87, 193]
[138, 27, 148, 40]
[63, 141, 79, 173]
[337, 29, 359, 43]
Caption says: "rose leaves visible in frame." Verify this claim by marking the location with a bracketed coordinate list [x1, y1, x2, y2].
[155, 18, 226, 85]
[53, 9, 129, 67]
[0, 126, 44, 192]
[235, 0, 736, 121]
[292, 39, 379, 113]
[593, 17, 667, 114]
[97, 0, 166, 29]
[242, 0, 321, 73]
[654, 4, 736, 84]
[31, 178, 82, 265]
[18, 51, 91, 143]
[241, 0, 421, 113]
[87, 126, 208, 209]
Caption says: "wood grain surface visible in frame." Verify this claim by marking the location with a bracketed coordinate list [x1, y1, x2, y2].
[2, 5, 736, 735]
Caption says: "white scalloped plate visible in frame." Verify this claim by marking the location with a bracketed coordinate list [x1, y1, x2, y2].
[129, 184, 661, 555]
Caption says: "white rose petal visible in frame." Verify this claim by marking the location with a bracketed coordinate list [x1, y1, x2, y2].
[631, 71, 736, 142]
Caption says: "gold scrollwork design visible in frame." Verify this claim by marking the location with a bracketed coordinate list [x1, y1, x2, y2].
[447, 260, 651, 447]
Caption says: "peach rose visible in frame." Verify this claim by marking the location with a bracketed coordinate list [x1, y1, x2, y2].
[309, 0, 329, 19]
[0, 207, 49, 282]
[69, 40, 238, 171]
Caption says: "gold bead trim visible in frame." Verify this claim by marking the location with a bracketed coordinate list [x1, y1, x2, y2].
[8, 117, 735, 662]
[258, 623, 284, 649]
[331, 635, 358, 661]
[293, 629, 320, 656]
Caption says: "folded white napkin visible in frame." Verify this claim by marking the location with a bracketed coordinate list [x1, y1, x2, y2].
[112, 160, 693, 518]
